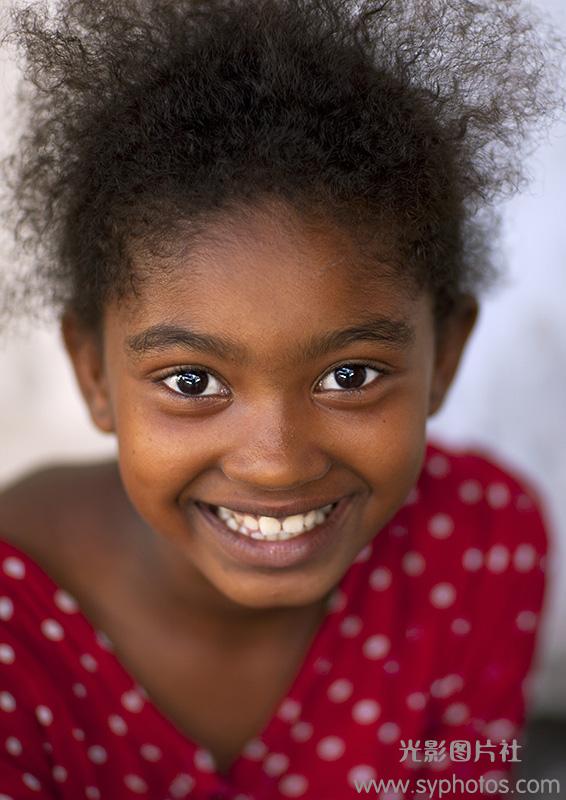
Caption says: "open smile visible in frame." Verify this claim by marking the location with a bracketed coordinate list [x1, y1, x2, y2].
[202, 500, 338, 541]
[194, 495, 355, 569]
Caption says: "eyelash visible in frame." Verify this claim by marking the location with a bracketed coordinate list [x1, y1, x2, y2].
[156, 361, 387, 400]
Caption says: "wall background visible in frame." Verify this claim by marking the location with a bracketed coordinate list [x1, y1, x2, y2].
[1, 0, 565, 714]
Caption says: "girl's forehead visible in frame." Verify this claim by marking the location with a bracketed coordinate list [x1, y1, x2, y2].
[121, 199, 419, 324]
[107, 203, 434, 367]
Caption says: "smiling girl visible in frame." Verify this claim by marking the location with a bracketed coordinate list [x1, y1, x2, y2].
[0, 0, 562, 798]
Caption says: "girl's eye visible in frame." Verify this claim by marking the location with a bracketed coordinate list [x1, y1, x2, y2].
[317, 363, 383, 393]
[161, 368, 227, 398]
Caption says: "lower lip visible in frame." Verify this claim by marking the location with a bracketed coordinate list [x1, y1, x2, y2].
[194, 496, 355, 569]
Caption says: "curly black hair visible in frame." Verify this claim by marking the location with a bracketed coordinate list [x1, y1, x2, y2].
[0, 0, 564, 332]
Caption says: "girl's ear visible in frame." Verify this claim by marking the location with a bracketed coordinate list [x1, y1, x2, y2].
[428, 295, 479, 416]
[61, 312, 115, 434]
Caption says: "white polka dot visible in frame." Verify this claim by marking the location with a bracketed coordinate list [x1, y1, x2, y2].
[53, 766, 67, 783]
[390, 524, 408, 538]
[484, 719, 516, 741]
[316, 735, 345, 760]
[429, 757, 450, 773]
[430, 583, 456, 609]
[0, 692, 16, 712]
[169, 774, 195, 797]
[451, 617, 471, 636]
[354, 544, 372, 563]
[121, 689, 144, 712]
[516, 610, 538, 632]
[2, 558, 25, 580]
[41, 619, 64, 641]
[458, 479, 482, 504]
[85, 789, 101, 800]
[442, 702, 470, 725]
[108, 714, 128, 735]
[35, 706, 53, 726]
[462, 548, 483, 571]
[194, 748, 215, 772]
[363, 634, 391, 660]
[80, 654, 98, 672]
[513, 544, 537, 572]
[348, 765, 377, 787]
[340, 615, 363, 637]
[430, 674, 464, 698]
[54, 590, 79, 614]
[377, 722, 400, 744]
[0, 644, 15, 664]
[243, 739, 267, 760]
[313, 657, 332, 675]
[326, 589, 347, 612]
[486, 483, 510, 509]
[486, 545, 510, 573]
[402, 551, 426, 576]
[140, 743, 161, 761]
[482, 770, 508, 784]
[327, 678, 354, 702]
[403, 487, 419, 506]
[291, 721, 313, 742]
[369, 567, 392, 591]
[95, 631, 113, 651]
[352, 699, 381, 724]
[6, 736, 22, 756]
[264, 752, 290, 776]
[124, 775, 148, 794]
[427, 454, 450, 477]
[72, 728, 85, 741]
[279, 774, 308, 797]
[42, 742, 53, 753]
[0, 597, 14, 621]
[383, 659, 400, 674]
[87, 745, 107, 764]
[428, 513, 454, 539]
[406, 692, 427, 711]
[278, 698, 301, 722]
[0, 794, 14, 800]
[72, 683, 87, 698]
[22, 774, 41, 791]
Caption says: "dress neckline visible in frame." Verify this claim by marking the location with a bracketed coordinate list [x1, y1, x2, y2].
[0, 534, 360, 783]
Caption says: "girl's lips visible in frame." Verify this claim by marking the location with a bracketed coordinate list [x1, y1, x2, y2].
[193, 495, 355, 569]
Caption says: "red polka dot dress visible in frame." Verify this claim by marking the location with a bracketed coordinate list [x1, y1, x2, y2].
[0, 443, 549, 799]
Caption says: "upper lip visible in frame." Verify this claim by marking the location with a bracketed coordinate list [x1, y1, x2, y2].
[196, 496, 351, 519]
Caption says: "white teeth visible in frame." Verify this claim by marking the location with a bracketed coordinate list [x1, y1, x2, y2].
[213, 501, 337, 541]
[282, 514, 305, 534]
[243, 514, 259, 531]
[304, 510, 317, 527]
[258, 516, 282, 535]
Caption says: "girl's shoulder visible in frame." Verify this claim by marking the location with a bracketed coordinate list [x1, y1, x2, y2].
[0, 460, 133, 590]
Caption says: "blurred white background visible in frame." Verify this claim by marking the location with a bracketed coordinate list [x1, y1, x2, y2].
[1, 0, 565, 715]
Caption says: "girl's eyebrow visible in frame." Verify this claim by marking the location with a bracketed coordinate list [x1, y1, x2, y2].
[125, 316, 415, 365]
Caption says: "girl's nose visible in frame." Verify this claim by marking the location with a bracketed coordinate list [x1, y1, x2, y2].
[218, 399, 332, 492]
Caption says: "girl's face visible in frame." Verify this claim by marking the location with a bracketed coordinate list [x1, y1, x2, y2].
[65, 200, 476, 610]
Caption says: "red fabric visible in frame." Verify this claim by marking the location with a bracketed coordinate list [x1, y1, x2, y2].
[0, 442, 549, 799]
